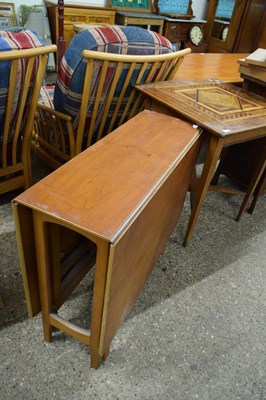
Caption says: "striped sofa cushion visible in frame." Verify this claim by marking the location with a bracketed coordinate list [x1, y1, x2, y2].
[54, 26, 174, 142]
[0, 30, 44, 143]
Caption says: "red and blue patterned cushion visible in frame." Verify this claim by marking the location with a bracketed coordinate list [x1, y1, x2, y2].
[53, 26, 174, 142]
[39, 85, 55, 109]
[0, 30, 45, 142]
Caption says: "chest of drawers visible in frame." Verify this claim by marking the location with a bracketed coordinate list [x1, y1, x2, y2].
[45, 1, 115, 57]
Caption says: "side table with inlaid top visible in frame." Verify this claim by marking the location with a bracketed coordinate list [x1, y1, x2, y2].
[136, 79, 266, 245]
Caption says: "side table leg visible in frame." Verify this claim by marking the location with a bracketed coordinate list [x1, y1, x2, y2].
[236, 159, 266, 221]
[248, 168, 266, 214]
[183, 136, 223, 246]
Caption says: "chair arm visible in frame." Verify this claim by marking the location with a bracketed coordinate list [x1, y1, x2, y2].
[37, 103, 72, 122]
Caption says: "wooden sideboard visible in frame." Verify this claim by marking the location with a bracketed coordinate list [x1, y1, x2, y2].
[45, 0, 115, 52]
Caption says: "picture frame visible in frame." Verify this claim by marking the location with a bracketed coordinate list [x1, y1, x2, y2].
[111, 0, 151, 14]
[154, 0, 193, 19]
[0, 2, 16, 29]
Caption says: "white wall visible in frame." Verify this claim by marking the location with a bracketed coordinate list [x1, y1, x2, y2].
[14, 0, 108, 12]
[14, 0, 109, 22]
[192, 0, 208, 19]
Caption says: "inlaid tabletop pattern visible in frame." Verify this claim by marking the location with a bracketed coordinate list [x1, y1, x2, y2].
[136, 80, 266, 137]
[177, 87, 261, 115]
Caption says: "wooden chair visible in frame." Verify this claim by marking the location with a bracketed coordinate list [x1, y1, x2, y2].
[0, 30, 57, 195]
[32, 26, 191, 169]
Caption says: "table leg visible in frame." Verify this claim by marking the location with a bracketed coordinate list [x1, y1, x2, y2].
[236, 159, 266, 221]
[248, 168, 266, 214]
[183, 135, 224, 246]
[90, 240, 110, 369]
[33, 211, 53, 342]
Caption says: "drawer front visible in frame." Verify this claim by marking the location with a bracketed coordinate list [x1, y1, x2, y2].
[85, 16, 112, 24]
[64, 8, 115, 25]
[64, 14, 86, 23]
[64, 14, 113, 24]
[164, 22, 190, 41]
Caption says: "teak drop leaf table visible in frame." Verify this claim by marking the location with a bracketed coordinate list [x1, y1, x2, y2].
[12, 110, 201, 368]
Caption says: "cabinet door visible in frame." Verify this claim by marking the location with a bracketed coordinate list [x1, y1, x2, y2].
[205, 0, 247, 53]
[233, 0, 266, 52]
[63, 22, 76, 49]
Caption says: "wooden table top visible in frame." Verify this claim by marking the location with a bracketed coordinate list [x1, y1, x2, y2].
[174, 53, 248, 83]
[137, 80, 266, 138]
[15, 111, 199, 243]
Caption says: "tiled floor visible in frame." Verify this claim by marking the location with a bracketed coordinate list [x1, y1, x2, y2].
[1, 156, 266, 400]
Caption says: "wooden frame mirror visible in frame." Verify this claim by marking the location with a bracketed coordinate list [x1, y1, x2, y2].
[204, 0, 266, 53]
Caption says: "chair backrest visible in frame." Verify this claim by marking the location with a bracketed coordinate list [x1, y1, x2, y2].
[0, 30, 57, 194]
[54, 26, 191, 153]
